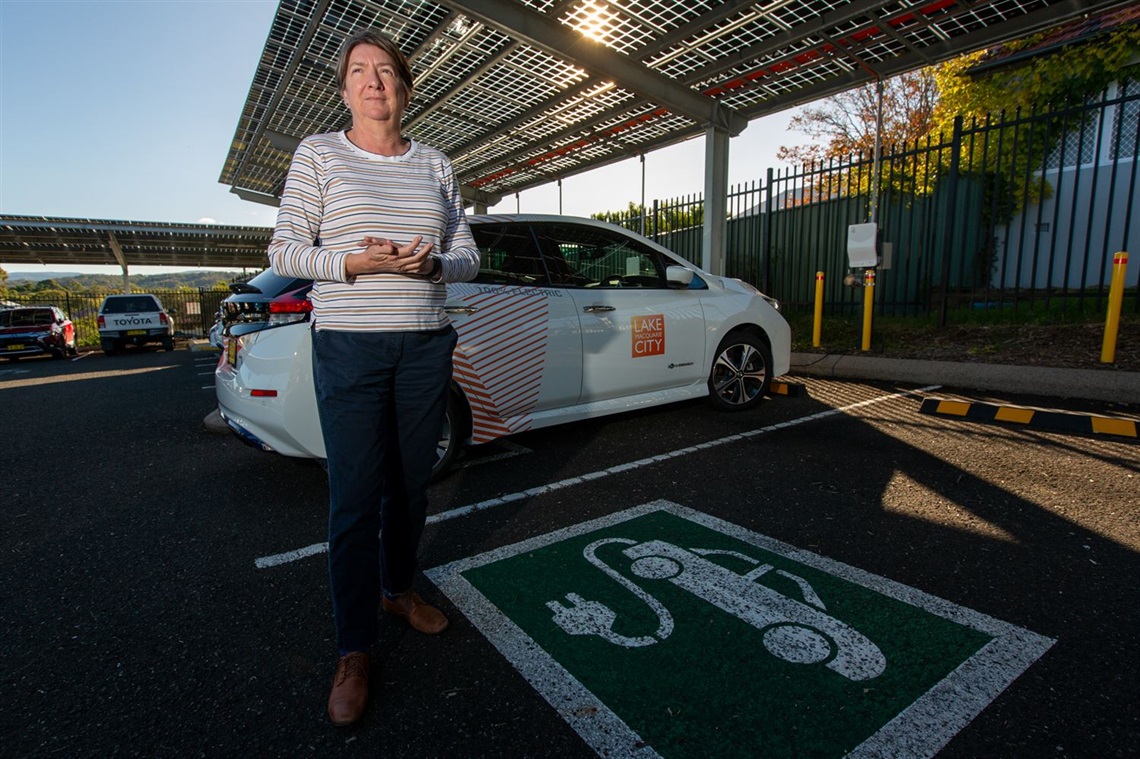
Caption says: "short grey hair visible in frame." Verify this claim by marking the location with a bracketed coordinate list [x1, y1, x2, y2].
[334, 29, 413, 102]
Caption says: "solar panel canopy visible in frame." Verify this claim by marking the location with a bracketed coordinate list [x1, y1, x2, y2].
[0, 217, 272, 270]
[3, 0, 1128, 272]
[220, 0, 1131, 209]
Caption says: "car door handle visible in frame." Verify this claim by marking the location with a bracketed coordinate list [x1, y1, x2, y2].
[582, 305, 616, 313]
[444, 306, 479, 315]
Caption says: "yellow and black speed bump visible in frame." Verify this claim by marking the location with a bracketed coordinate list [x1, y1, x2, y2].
[919, 398, 1138, 440]
[769, 380, 805, 397]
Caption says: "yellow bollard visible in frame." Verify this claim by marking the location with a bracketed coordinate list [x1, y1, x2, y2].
[813, 271, 824, 348]
[861, 269, 875, 352]
[1101, 251, 1128, 363]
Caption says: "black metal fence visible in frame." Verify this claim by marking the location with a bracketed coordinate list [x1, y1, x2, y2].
[5, 288, 232, 348]
[7, 88, 1137, 337]
[607, 81, 1139, 323]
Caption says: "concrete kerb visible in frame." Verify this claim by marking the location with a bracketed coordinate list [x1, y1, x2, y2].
[789, 352, 1140, 406]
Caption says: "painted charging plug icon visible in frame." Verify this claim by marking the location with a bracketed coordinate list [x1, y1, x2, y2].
[546, 538, 886, 682]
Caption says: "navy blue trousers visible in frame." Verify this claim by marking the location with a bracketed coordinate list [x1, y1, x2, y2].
[311, 327, 457, 653]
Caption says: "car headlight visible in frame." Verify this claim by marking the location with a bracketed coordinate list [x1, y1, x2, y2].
[726, 277, 780, 311]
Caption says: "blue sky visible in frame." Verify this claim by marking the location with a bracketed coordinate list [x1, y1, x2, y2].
[0, 0, 802, 273]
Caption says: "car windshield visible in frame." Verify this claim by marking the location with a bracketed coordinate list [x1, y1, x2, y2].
[1, 308, 53, 327]
[102, 297, 158, 314]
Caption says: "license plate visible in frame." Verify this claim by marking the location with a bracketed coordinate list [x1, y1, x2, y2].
[6, 344, 24, 351]
[126, 329, 147, 336]
[226, 339, 238, 366]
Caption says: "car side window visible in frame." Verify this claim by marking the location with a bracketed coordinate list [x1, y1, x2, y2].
[472, 224, 549, 287]
[531, 223, 666, 289]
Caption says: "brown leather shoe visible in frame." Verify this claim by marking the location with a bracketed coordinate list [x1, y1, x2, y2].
[327, 652, 369, 726]
[382, 590, 449, 634]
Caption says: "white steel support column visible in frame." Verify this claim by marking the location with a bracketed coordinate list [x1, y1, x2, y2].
[702, 126, 730, 275]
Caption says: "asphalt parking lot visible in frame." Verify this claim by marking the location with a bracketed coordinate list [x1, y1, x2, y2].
[2, 346, 1137, 758]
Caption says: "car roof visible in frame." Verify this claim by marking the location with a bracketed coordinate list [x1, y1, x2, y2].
[468, 213, 679, 258]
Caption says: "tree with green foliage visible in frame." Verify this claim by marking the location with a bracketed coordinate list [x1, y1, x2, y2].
[775, 17, 1140, 206]
[932, 25, 1140, 130]
[592, 200, 704, 234]
[932, 22, 1140, 212]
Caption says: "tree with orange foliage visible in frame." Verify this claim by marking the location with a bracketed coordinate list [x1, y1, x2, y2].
[777, 70, 938, 165]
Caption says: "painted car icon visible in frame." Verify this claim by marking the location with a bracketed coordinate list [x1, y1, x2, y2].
[549, 537, 886, 681]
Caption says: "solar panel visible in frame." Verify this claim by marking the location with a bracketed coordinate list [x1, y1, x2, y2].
[219, 0, 1131, 204]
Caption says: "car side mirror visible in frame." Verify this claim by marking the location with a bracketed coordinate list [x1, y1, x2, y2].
[666, 265, 694, 288]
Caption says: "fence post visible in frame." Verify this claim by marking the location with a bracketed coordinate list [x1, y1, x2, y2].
[763, 167, 774, 294]
[938, 116, 963, 326]
[1101, 252, 1128, 363]
[861, 269, 876, 351]
[813, 271, 824, 348]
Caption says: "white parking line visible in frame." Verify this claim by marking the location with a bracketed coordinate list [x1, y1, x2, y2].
[253, 385, 941, 569]
[256, 542, 329, 569]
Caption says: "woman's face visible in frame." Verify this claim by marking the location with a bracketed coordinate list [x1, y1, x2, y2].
[341, 43, 406, 126]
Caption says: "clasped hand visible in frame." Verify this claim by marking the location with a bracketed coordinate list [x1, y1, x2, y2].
[345, 235, 435, 277]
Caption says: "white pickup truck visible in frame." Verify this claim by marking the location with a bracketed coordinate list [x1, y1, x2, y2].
[97, 294, 175, 354]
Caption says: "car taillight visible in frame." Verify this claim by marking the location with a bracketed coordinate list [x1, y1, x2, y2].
[97, 315, 105, 329]
[251, 389, 278, 397]
[159, 312, 169, 325]
[267, 299, 312, 326]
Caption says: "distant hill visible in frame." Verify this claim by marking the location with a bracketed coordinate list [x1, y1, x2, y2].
[6, 271, 84, 282]
[6, 270, 259, 290]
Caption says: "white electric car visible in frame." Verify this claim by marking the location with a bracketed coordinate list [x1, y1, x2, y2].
[215, 215, 791, 478]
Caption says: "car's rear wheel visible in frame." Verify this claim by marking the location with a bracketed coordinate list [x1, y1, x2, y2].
[432, 389, 469, 481]
[707, 330, 772, 411]
[101, 339, 117, 355]
[162, 335, 175, 351]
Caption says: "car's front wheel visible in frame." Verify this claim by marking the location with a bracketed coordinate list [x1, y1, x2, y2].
[707, 330, 772, 411]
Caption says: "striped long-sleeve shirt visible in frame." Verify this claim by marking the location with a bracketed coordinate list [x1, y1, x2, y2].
[268, 132, 480, 332]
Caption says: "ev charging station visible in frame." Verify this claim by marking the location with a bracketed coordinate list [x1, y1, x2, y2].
[845, 222, 889, 350]
[844, 222, 891, 285]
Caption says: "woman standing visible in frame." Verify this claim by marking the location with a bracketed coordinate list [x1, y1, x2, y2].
[268, 28, 480, 726]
